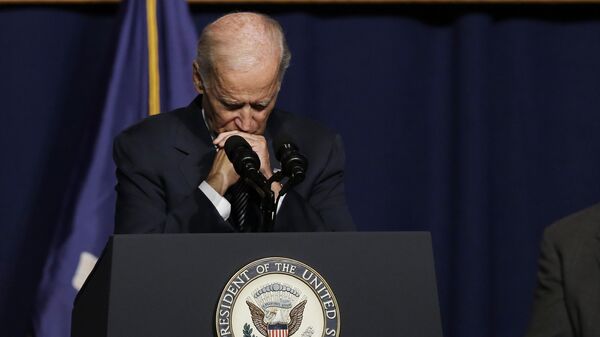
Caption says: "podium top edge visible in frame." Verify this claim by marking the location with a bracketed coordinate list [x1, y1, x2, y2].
[110, 231, 432, 240]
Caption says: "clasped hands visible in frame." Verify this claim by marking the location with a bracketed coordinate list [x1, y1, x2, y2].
[205, 131, 282, 198]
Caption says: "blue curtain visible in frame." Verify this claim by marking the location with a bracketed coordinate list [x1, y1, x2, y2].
[1, 4, 600, 337]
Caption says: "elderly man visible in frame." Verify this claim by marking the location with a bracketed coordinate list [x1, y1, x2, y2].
[113, 12, 354, 233]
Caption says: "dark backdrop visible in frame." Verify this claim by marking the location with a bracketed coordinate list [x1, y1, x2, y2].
[2, 4, 600, 337]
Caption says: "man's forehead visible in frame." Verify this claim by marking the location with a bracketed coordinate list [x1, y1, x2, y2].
[209, 63, 280, 100]
[213, 86, 277, 104]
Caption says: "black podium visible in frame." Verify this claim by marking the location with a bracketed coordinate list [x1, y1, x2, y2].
[72, 232, 442, 337]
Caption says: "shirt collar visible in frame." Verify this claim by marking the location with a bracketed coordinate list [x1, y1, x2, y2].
[201, 107, 217, 141]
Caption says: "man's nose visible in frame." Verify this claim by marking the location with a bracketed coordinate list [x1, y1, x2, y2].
[235, 106, 253, 131]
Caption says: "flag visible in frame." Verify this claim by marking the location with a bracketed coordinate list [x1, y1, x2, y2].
[32, 1, 197, 336]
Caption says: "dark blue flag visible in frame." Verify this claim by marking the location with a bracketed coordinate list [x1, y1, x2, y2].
[33, 1, 197, 336]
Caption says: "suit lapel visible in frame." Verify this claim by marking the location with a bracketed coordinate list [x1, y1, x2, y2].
[174, 96, 215, 189]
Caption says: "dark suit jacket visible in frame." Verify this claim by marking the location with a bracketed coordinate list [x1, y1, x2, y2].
[113, 95, 355, 234]
[525, 202, 600, 337]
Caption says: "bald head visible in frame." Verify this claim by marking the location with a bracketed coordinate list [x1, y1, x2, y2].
[195, 12, 291, 87]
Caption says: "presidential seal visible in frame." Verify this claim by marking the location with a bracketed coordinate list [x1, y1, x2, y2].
[216, 257, 340, 337]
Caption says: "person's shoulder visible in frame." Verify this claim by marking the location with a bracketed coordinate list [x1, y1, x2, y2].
[115, 107, 186, 147]
[544, 202, 600, 246]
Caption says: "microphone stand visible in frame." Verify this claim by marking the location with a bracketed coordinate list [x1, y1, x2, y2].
[259, 189, 276, 232]
[242, 170, 277, 232]
[261, 171, 301, 232]
[246, 171, 295, 232]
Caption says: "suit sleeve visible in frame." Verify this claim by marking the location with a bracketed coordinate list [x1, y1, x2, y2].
[524, 227, 574, 337]
[274, 134, 355, 232]
[113, 132, 232, 234]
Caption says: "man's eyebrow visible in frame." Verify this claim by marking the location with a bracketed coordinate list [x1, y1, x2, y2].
[219, 97, 242, 105]
[254, 99, 271, 106]
[218, 97, 273, 106]
[256, 94, 278, 106]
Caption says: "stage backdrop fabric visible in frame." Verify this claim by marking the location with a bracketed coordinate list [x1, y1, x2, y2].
[1, 4, 600, 337]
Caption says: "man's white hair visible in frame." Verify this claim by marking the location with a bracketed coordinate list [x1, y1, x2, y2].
[195, 12, 291, 87]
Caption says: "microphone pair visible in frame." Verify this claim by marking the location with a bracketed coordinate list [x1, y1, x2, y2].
[223, 135, 308, 232]
[223, 135, 308, 196]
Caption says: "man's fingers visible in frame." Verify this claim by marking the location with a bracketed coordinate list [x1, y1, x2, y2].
[213, 131, 273, 179]
[212, 131, 239, 146]
[213, 131, 263, 148]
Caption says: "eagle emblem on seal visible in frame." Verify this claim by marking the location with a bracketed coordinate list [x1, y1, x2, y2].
[245, 282, 308, 337]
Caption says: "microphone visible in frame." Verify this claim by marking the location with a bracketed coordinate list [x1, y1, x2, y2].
[224, 135, 274, 232]
[224, 135, 261, 178]
[275, 135, 308, 185]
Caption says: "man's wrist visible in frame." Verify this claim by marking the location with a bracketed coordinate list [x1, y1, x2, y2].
[206, 174, 230, 196]
[262, 167, 274, 180]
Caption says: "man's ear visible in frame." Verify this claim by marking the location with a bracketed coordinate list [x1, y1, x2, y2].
[192, 62, 204, 94]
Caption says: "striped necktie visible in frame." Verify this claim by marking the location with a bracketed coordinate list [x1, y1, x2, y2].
[227, 180, 249, 231]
